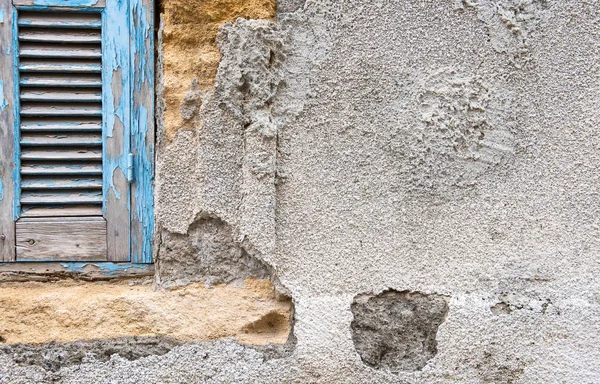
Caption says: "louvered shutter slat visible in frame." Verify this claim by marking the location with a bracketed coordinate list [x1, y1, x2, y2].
[20, 74, 102, 88]
[17, 10, 104, 219]
[21, 88, 102, 102]
[21, 163, 103, 176]
[17, 12, 102, 29]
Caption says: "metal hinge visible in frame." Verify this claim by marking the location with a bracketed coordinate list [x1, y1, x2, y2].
[127, 153, 134, 183]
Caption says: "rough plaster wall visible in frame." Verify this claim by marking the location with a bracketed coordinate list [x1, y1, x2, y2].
[3, 0, 600, 382]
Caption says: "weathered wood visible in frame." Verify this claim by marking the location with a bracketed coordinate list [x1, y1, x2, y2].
[21, 177, 102, 189]
[21, 117, 102, 131]
[21, 162, 102, 175]
[20, 73, 101, 88]
[0, 261, 154, 281]
[20, 88, 102, 102]
[103, 0, 132, 262]
[17, 11, 102, 29]
[21, 190, 102, 205]
[21, 147, 102, 161]
[20, 102, 102, 116]
[16, 217, 107, 261]
[129, 0, 155, 263]
[13, 0, 106, 8]
[19, 60, 102, 73]
[21, 132, 102, 146]
[21, 205, 102, 217]
[19, 29, 101, 43]
[19, 44, 102, 59]
[0, 0, 17, 261]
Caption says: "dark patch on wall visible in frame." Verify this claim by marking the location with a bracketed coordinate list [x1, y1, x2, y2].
[157, 216, 275, 287]
[350, 290, 449, 372]
[0, 336, 182, 372]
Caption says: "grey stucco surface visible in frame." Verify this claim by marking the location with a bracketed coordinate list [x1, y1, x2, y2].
[2, 0, 600, 382]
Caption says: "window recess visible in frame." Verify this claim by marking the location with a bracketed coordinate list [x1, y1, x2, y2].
[0, 0, 154, 266]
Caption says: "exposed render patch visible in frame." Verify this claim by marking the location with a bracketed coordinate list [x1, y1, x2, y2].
[402, 68, 515, 194]
[351, 290, 449, 372]
[157, 216, 279, 287]
[458, 0, 549, 66]
[0, 336, 182, 372]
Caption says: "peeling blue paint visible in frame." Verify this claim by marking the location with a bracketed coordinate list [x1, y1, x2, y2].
[0, 81, 8, 111]
[0, 9, 4, 24]
[0, 262, 153, 274]
[58, 262, 152, 274]
[130, 0, 154, 263]
[12, 8, 20, 220]
[32, 0, 99, 7]
[102, 0, 131, 217]
[0, 179, 4, 201]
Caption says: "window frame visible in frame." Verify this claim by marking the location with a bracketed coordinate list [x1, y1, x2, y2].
[0, 0, 154, 270]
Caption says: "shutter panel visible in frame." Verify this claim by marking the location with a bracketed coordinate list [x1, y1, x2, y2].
[17, 10, 104, 221]
[0, 0, 153, 264]
[14, 10, 110, 261]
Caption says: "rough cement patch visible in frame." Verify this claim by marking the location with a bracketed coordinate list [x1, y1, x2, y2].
[350, 290, 449, 372]
[458, 0, 549, 66]
[157, 216, 278, 287]
[0, 337, 182, 372]
[403, 68, 516, 194]
[215, 18, 287, 125]
[159, 0, 276, 141]
[0, 279, 292, 345]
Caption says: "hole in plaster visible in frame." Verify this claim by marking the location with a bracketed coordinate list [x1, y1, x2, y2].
[351, 290, 449, 372]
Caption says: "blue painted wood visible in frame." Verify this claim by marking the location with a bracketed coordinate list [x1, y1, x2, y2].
[13, 0, 105, 9]
[129, 0, 154, 263]
[12, 7, 21, 221]
[3, 0, 154, 266]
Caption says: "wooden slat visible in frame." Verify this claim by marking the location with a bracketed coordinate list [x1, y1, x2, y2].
[21, 163, 102, 176]
[20, 103, 102, 116]
[16, 218, 108, 261]
[20, 88, 102, 102]
[21, 190, 103, 205]
[21, 205, 103, 217]
[19, 60, 102, 73]
[19, 44, 102, 59]
[14, 0, 106, 8]
[22, 177, 102, 189]
[0, 2, 17, 262]
[19, 29, 101, 43]
[21, 118, 101, 131]
[21, 147, 102, 161]
[20, 73, 101, 88]
[17, 12, 103, 25]
[21, 133, 102, 146]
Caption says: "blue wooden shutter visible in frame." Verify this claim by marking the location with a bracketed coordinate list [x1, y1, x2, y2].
[0, 0, 154, 264]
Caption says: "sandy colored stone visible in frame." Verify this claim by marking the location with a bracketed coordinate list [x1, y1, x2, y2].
[0, 278, 291, 345]
[161, 0, 276, 142]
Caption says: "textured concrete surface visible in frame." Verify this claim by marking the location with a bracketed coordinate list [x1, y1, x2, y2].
[3, 0, 600, 382]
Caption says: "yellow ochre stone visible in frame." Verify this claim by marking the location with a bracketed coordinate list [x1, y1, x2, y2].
[0, 278, 291, 345]
[161, 0, 276, 142]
